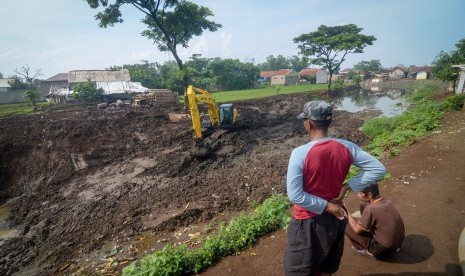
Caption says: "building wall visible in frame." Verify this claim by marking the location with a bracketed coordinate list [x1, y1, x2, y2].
[388, 69, 405, 79]
[271, 75, 299, 85]
[316, 71, 328, 84]
[416, 71, 428, 80]
[0, 90, 27, 104]
[271, 75, 285, 85]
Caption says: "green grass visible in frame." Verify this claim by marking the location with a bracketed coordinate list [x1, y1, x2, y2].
[179, 84, 328, 104]
[122, 194, 291, 276]
[360, 83, 464, 158]
[212, 84, 328, 103]
[0, 102, 53, 118]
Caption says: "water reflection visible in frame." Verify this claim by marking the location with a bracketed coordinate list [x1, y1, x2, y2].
[333, 91, 407, 118]
[0, 204, 17, 245]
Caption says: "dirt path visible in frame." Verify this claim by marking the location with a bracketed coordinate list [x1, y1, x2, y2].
[201, 108, 465, 276]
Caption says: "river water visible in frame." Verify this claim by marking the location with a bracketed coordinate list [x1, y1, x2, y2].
[334, 90, 407, 117]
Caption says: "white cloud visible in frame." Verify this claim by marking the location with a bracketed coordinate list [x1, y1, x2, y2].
[220, 32, 233, 57]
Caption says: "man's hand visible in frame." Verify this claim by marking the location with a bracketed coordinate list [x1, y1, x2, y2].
[325, 202, 347, 220]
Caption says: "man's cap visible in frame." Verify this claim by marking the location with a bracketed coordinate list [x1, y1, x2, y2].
[297, 100, 333, 121]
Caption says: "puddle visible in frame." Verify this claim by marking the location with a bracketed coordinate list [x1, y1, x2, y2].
[334, 91, 407, 118]
[0, 204, 18, 242]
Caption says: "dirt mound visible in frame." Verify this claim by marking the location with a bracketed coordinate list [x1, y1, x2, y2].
[0, 93, 371, 275]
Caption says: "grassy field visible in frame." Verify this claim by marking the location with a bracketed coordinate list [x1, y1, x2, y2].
[0, 102, 56, 118]
[0, 84, 329, 118]
[208, 84, 328, 103]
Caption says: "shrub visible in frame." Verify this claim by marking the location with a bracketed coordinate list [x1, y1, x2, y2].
[441, 94, 465, 111]
[72, 79, 104, 103]
[122, 194, 290, 276]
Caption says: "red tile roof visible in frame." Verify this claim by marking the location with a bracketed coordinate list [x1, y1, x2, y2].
[45, 73, 68, 82]
[260, 69, 293, 78]
[299, 68, 321, 76]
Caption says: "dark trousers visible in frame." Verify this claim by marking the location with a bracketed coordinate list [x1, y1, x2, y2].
[284, 213, 347, 276]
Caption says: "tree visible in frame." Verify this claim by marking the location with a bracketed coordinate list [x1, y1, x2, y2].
[72, 79, 104, 103]
[206, 58, 259, 91]
[84, 0, 221, 89]
[294, 24, 376, 93]
[432, 38, 465, 92]
[108, 61, 162, 88]
[288, 55, 309, 72]
[0, 71, 3, 78]
[10, 65, 42, 108]
[157, 61, 184, 93]
[353, 59, 383, 79]
[347, 69, 363, 87]
[259, 55, 290, 71]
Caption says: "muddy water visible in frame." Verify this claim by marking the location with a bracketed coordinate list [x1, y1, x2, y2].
[334, 92, 407, 117]
[0, 205, 17, 243]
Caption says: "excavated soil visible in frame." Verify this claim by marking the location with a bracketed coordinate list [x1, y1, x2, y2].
[0, 85, 446, 275]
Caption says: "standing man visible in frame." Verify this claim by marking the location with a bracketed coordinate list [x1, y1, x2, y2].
[284, 101, 386, 276]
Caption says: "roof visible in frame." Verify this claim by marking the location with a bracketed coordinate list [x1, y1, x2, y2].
[299, 68, 322, 76]
[68, 69, 130, 83]
[409, 66, 432, 74]
[389, 67, 409, 72]
[45, 73, 68, 82]
[0, 79, 11, 88]
[260, 69, 293, 78]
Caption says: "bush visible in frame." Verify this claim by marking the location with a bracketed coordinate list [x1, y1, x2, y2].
[441, 94, 465, 111]
[72, 79, 104, 103]
[122, 194, 290, 275]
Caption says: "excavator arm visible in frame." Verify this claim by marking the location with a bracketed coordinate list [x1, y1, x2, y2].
[186, 85, 221, 139]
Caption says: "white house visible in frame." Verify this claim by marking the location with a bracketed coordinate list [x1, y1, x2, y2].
[299, 68, 328, 84]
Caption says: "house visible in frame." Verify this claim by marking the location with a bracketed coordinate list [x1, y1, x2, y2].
[409, 66, 432, 80]
[0, 78, 27, 104]
[41, 73, 68, 96]
[388, 67, 409, 79]
[67, 69, 148, 94]
[47, 69, 150, 103]
[299, 68, 328, 84]
[259, 69, 299, 86]
[0, 78, 11, 93]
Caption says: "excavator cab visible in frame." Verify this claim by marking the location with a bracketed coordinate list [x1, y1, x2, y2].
[219, 103, 236, 128]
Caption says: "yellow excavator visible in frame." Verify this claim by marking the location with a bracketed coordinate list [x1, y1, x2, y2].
[186, 85, 238, 139]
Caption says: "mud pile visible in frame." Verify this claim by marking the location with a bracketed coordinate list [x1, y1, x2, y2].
[0, 93, 371, 275]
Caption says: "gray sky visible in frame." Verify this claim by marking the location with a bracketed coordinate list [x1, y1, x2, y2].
[1, 0, 464, 79]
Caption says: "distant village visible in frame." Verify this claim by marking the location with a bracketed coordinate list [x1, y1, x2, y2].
[0, 66, 433, 105]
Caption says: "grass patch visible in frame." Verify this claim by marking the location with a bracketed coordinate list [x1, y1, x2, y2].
[180, 84, 328, 104]
[0, 102, 53, 118]
[361, 83, 464, 158]
[122, 194, 291, 276]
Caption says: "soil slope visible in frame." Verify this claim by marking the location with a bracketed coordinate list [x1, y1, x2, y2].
[0, 92, 370, 275]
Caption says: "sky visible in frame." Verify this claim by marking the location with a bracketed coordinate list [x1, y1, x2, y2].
[0, 0, 464, 79]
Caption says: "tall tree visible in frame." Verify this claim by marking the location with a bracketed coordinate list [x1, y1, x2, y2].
[288, 55, 309, 72]
[0, 71, 3, 78]
[432, 38, 465, 92]
[353, 59, 383, 79]
[10, 65, 42, 108]
[294, 24, 376, 93]
[84, 0, 221, 88]
[206, 58, 259, 91]
[108, 61, 162, 88]
[259, 55, 290, 71]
